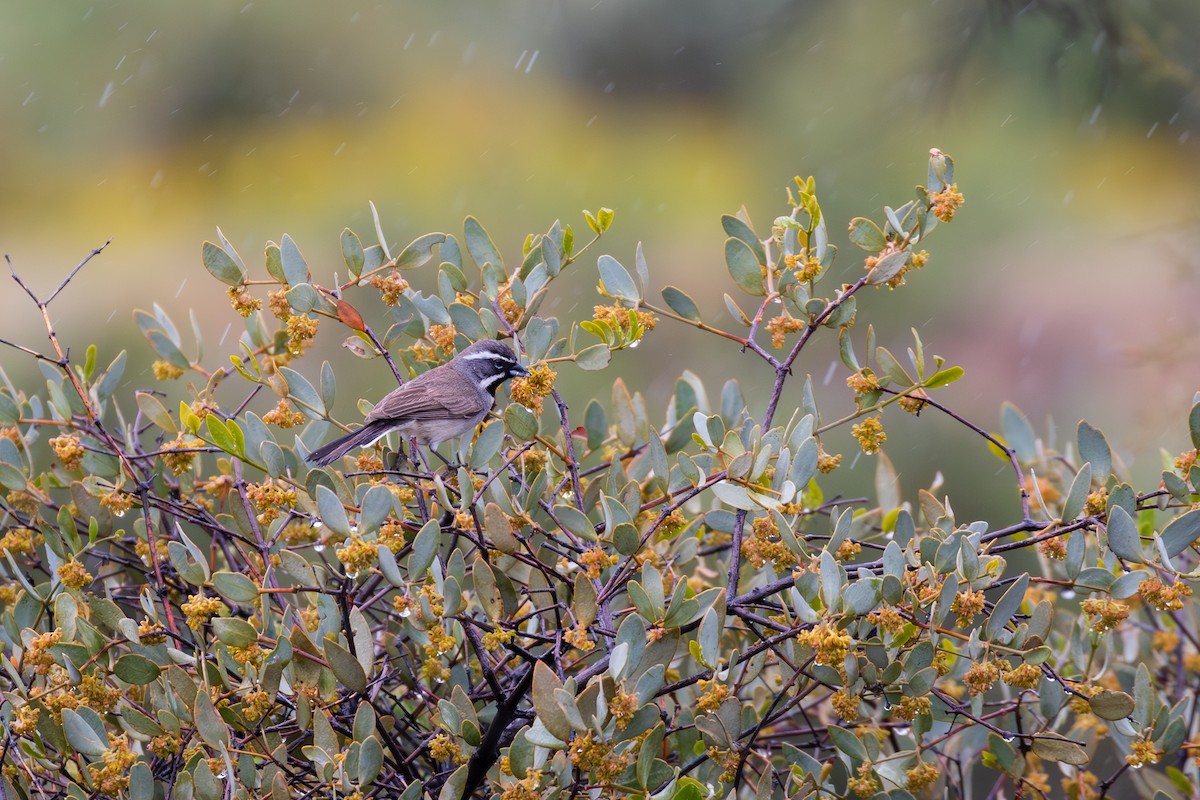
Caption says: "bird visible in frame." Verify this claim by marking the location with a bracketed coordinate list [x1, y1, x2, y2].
[304, 339, 529, 467]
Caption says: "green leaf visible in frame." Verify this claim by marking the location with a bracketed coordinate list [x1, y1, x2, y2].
[985, 572, 1028, 640]
[62, 708, 108, 756]
[1031, 734, 1089, 766]
[724, 238, 765, 296]
[213, 571, 259, 604]
[865, 250, 909, 285]
[316, 484, 352, 537]
[201, 241, 247, 286]
[325, 637, 368, 692]
[1190, 402, 1200, 451]
[597, 254, 640, 302]
[662, 285, 701, 322]
[396, 232, 448, 270]
[465, 216, 503, 269]
[113, 654, 162, 685]
[827, 724, 867, 762]
[575, 343, 611, 371]
[875, 347, 912, 387]
[1061, 463, 1092, 522]
[280, 234, 309, 286]
[1089, 690, 1134, 720]
[925, 365, 964, 388]
[279, 366, 325, 416]
[358, 735, 384, 785]
[205, 416, 242, 459]
[1161, 507, 1200, 558]
[721, 214, 766, 264]
[847, 217, 886, 251]
[711, 481, 758, 511]
[212, 616, 258, 648]
[1077, 420, 1112, 480]
[532, 661, 574, 741]
[341, 228, 365, 277]
[194, 691, 230, 747]
[1106, 505, 1143, 563]
[136, 391, 177, 434]
[1000, 402, 1036, 463]
[505, 402, 539, 441]
[407, 519, 440, 579]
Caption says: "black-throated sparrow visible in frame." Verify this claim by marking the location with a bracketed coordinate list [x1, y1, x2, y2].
[305, 339, 529, 467]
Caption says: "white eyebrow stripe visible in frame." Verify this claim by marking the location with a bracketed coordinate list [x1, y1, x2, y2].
[478, 373, 507, 391]
[462, 351, 510, 362]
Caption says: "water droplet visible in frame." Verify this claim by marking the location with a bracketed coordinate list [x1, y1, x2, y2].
[629, 340, 640, 349]
[114, 510, 126, 518]
[349, 524, 358, 535]
[883, 701, 893, 711]
[895, 726, 910, 736]
[346, 570, 358, 580]
[1061, 589, 1076, 600]
[397, 607, 411, 618]
[313, 543, 325, 553]
[434, 676, 446, 684]
[1132, 763, 1143, 770]
[773, 297, 782, 304]
[1003, 735, 1015, 743]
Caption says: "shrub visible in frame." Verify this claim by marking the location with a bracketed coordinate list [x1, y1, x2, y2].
[0, 149, 1195, 800]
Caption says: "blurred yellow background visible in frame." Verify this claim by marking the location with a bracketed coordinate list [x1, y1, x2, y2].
[3, 1, 1199, 521]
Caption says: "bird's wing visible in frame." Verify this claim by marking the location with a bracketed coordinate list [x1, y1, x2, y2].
[364, 368, 485, 422]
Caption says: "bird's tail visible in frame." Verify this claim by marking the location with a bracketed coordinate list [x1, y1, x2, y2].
[305, 420, 394, 467]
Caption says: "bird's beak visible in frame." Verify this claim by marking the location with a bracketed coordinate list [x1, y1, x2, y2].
[514, 363, 530, 377]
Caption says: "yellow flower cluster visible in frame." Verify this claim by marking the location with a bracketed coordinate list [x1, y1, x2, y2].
[765, 314, 806, 349]
[593, 304, 658, 337]
[930, 183, 965, 223]
[580, 546, 617, 579]
[831, 688, 859, 721]
[1002, 662, 1042, 690]
[285, 315, 318, 354]
[567, 731, 630, 785]
[246, 479, 297, 525]
[742, 516, 796, 572]
[608, 690, 638, 730]
[906, 760, 939, 792]
[898, 389, 929, 415]
[429, 734, 468, 765]
[1081, 596, 1129, 633]
[262, 399, 305, 428]
[89, 735, 138, 796]
[50, 434, 84, 470]
[1138, 578, 1192, 611]
[99, 489, 134, 517]
[56, 559, 92, 591]
[482, 628, 515, 651]
[851, 416, 886, 455]
[25, 629, 63, 675]
[894, 694, 932, 721]
[428, 324, 457, 352]
[1126, 736, 1162, 768]
[817, 446, 842, 474]
[797, 622, 852, 668]
[867, 606, 907, 635]
[0, 527, 41, 558]
[152, 360, 185, 380]
[368, 270, 409, 306]
[785, 252, 823, 283]
[848, 764, 880, 798]
[509, 365, 556, 414]
[181, 593, 226, 631]
[563, 625, 594, 652]
[963, 659, 1002, 696]
[335, 536, 377, 576]
[161, 435, 205, 475]
[846, 370, 880, 396]
[950, 590, 985, 629]
[696, 679, 730, 712]
[227, 286, 262, 317]
[835, 540, 862, 561]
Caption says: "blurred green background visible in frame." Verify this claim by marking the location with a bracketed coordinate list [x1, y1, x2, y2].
[2, 1, 1199, 523]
